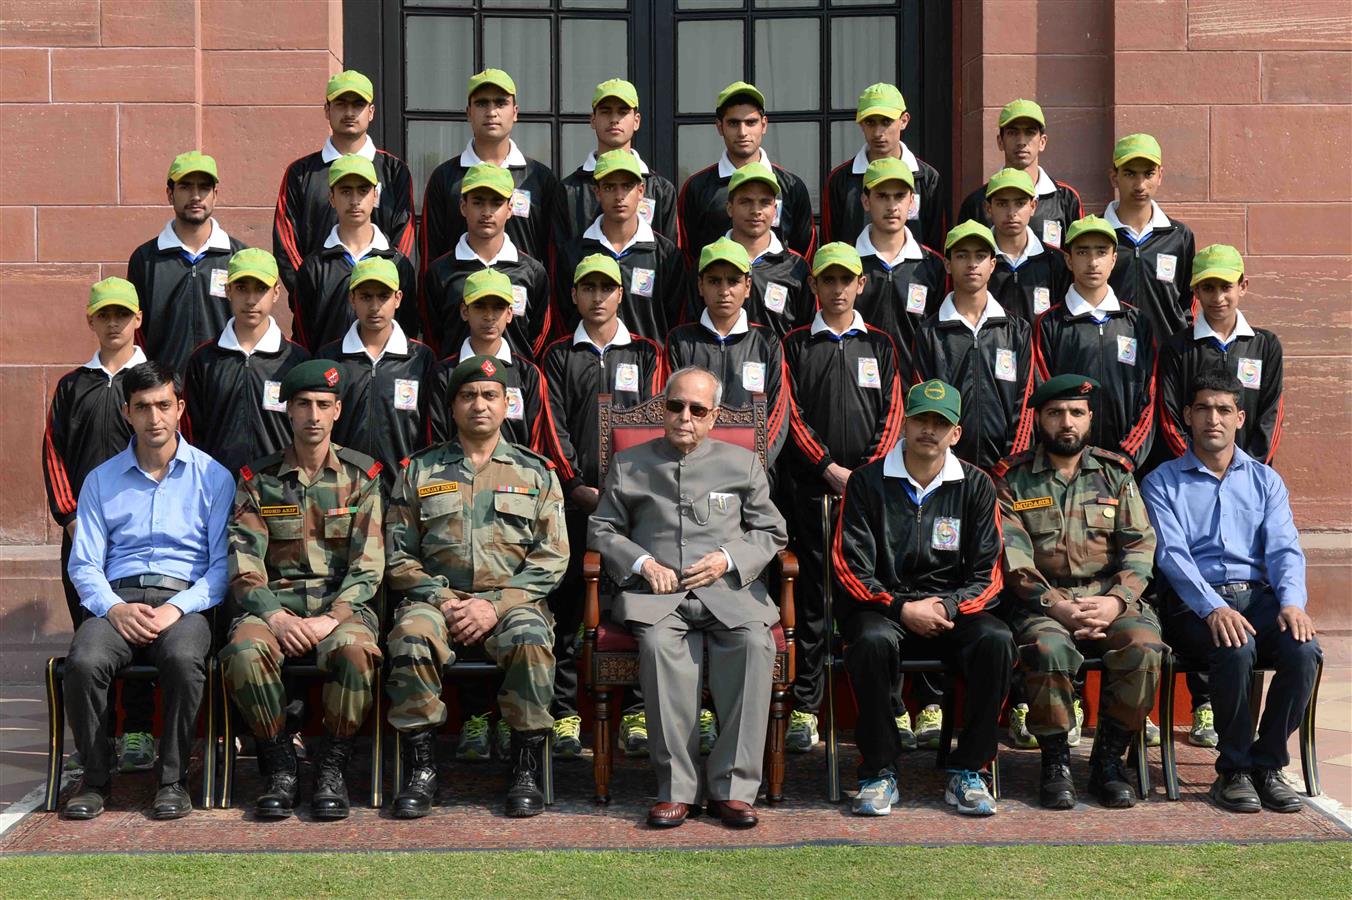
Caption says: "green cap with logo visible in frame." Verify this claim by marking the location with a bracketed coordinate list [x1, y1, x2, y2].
[349, 256, 400, 292]
[944, 220, 998, 254]
[1029, 374, 1099, 409]
[326, 70, 374, 103]
[327, 153, 378, 187]
[573, 253, 624, 285]
[728, 161, 780, 197]
[468, 67, 516, 99]
[593, 149, 643, 182]
[698, 237, 751, 274]
[985, 166, 1037, 198]
[1190, 244, 1245, 287]
[280, 358, 342, 401]
[592, 77, 639, 109]
[226, 248, 279, 288]
[856, 82, 906, 121]
[88, 276, 139, 314]
[863, 156, 915, 191]
[716, 80, 765, 112]
[446, 354, 509, 398]
[1064, 214, 1119, 248]
[463, 267, 514, 305]
[461, 162, 515, 198]
[998, 98, 1046, 129]
[1112, 132, 1162, 168]
[167, 150, 218, 184]
[811, 242, 863, 277]
[906, 379, 962, 426]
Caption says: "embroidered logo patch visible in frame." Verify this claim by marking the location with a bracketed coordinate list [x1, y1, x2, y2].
[324, 367, 340, 387]
[480, 358, 497, 377]
[931, 516, 961, 551]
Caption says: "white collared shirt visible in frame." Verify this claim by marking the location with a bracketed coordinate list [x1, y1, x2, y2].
[855, 224, 923, 267]
[458, 337, 513, 364]
[323, 223, 390, 260]
[321, 135, 377, 164]
[717, 147, 772, 179]
[460, 139, 527, 168]
[699, 308, 750, 339]
[724, 228, 782, 262]
[1065, 284, 1122, 322]
[218, 317, 282, 356]
[341, 319, 408, 364]
[83, 346, 147, 381]
[583, 214, 654, 255]
[1103, 199, 1171, 242]
[883, 441, 965, 503]
[581, 147, 651, 175]
[850, 142, 920, 175]
[810, 310, 868, 338]
[573, 318, 633, 353]
[996, 226, 1045, 268]
[454, 232, 520, 266]
[1032, 165, 1057, 197]
[938, 292, 1006, 334]
[1194, 309, 1256, 347]
[156, 218, 232, 254]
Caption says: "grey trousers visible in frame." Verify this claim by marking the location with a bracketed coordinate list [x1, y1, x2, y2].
[629, 594, 774, 805]
[64, 587, 212, 786]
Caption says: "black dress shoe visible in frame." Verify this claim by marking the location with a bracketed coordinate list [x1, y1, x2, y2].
[707, 798, 758, 828]
[152, 782, 192, 820]
[63, 780, 110, 820]
[1209, 771, 1262, 813]
[647, 801, 693, 828]
[1254, 768, 1303, 813]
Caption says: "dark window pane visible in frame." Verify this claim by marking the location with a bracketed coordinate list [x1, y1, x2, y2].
[483, 17, 551, 113]
[677, 19, 744, 113]
[677, 124, 727, 188]
[755, 0, 819, 7]
[830, 15, 897, 110]
[561, 18, 629, 114]
[678, 0, 743, 8]
[762, 121, 819, 210]
[405, 16, 474, 111]
[561, 122, 597, 174]
[482, 0, 550, 7]
[754, 18, 819, 111]
[407, 120, 471, 212]
[830, 118, 859, 168]
[563, 0, 627, 7]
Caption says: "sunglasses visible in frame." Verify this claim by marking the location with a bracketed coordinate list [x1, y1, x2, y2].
[665, 399, 713, 419]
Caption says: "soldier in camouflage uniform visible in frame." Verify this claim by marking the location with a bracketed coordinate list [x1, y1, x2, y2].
[385, 354, 567, 819]
[221, 358, 385, 820]
[992, 374, 1163, 810]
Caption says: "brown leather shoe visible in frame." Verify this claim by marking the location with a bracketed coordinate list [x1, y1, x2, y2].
[647, 801, 693, 828]
[708, 798, 758, 828]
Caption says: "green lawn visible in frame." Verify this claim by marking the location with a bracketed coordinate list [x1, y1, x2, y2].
[2, 842, 1350, 898]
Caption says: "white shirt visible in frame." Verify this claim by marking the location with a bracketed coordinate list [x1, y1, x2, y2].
[937, 292, 1006, 334]
[855, 224, 923, 267]
[341, 319, 408, 364]
[156, 218, 232, 254]
[724, 228, 782, 262]
[717, 147, 772, 179]
[1064, 284, 1122, 323]
[460, 139, 527, 169]
[1032, 165, 1057, 198]
[850, 142, 920, 175]
[572, 318, 633, 353]
[581, 147, 651, 175]
[1104, 199, 1171, 243]
[322, 223, 390, 260]
[810, 310, 868, 338]
[83, 346, 147, 382]
[321, 135, 377, 164]
[1193, 309, 1256, 347]
[699, 308, 750, 339]
[217, 317, 283, 356]
[583, 214, 654, 256]
[454, 232, 520, 265]
[458, 337, 513, 364]
[996, 226, 1045, 268]
[883, 441, 965, 503]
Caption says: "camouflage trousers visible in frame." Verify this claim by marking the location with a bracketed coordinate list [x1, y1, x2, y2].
[1011, 605, 1165, 735]
[385, 601, 555, 733]
[219, 611, 381, 740]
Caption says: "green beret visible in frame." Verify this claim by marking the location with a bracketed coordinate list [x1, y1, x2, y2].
[280, 358, 342, 401]
[1029, 374, 1099, 409]
[446, 354, 508, 398]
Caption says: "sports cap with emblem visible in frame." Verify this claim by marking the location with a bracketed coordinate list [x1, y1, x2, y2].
[281, 358, 343, 401]
[468, 68, 516, 100]
[328, 153, 378, 188]
[226, 247, 279, 288]
[944, 220, 998, 254]
[1029, 374, 1100, 409]
[167, 150, 218, 184]
[716, 80, 765, 113]
[327, 70, 374, 103]
[699, 237, 752, 275]
[811, 242, 863, 277]
[1112, 133, 1162, 169]
[998, 98, 1046, 129]
[905, 379, 962, 425]
[461, 162, 515, 198]
[446, 353, 510, 397]
[349, 256, 400, 292]
[984, 167, 1036, 199]
[573, 253, 624, 285]
[593, 148, 643, 183]
[864, 156, 915, 192]
[88, 277, 140, 315]
[593, 77, 639, 109]
[1063, 215, 1118, 248]
[1190, 244, 1244, 287]
[728, 162, 780, 197]
[857, 82, 906, 121]
[462, 267, 514, 306]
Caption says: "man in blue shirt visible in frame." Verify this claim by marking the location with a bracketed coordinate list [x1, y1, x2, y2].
[1143, 369, 1320, 815]
[63, 362, 235, 821]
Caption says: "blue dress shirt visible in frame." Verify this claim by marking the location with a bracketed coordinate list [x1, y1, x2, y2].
[69, 435, 235, 618]
[1142, 446, 1307, 618]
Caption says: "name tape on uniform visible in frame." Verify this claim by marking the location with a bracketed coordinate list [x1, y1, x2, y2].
[1011, 496, 1053, 512]
[259, 504, 301, 517]
[418, 481, 459, 497]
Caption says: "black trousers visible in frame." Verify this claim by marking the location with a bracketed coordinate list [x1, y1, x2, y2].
[842, 608, 1013, 777]
[64, 587, 212, 786]
[1163, 584, 1321, 774]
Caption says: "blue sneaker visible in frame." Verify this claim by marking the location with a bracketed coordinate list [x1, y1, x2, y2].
[852, 769, 900, 816]
[945, 769, 997, 816]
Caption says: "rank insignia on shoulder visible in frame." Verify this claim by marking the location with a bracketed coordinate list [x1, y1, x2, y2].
[240, 465, 254, 482]
[496, 485, 540, 496]
[259, 504, 300, 517]
[1012, 496, 1054, 512]
[418, 481, 458, 498]
[367, 461, 383, 479]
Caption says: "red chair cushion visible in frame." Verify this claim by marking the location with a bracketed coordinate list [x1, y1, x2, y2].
[595, 619, 786, 653]
[611, 425, 665, 455]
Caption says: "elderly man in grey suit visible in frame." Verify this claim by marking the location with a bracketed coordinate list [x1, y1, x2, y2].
[589, 366, 788, 829]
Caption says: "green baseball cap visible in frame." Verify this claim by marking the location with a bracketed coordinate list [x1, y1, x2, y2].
[998, 98, 1046, 129]
[445, 354, 509, 398]
[460, 162, 515, 199]
[1029, 374, 1099, 409]
[88, 276, 139, 314]
[592, 77, 639, 109]
[863, 156, 915, 191]
[944, 220, 998, 254]
[226, 248, 279, 288]
[327, 153, 378, 187]
[716, 80, 765, 112]
[326, 70, 374, 103]
[468, 68, 516, 99]
[167, 150, 218, 184]
[349, 256, 400, 292]
[280, 359, 342, 401]
[698, 237, 751, 274]
[1113, 132, 1162, 168]
[593, 149, 643, 182]
[856, 82, 906, 121]
[905, 379, 962, 426]
[811, 242, 863, 277]
[573, 253, 624, 285]
[463, 267, 514, 305]
[1191, 244, 1245, 286]
[728, 162, 780, 197]
[984, 166, 1037, 198]
[1064, 215, 1119, 248]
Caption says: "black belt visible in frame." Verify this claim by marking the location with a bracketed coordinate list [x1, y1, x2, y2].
[110, 574, 193, 592]
[1214, 581, 1265, 597]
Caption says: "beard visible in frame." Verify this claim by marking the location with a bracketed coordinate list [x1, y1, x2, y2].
[1042, 429, 1086, 456]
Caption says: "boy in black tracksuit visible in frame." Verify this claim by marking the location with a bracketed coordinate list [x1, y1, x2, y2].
[957, 99, 1083, 250]
[782, 242, 905, 754]
[851, 157, 948, 379]
[272, 70, 416, 295]
[677, 81, 815, 267]
[129, 151, 246, 373]
[541, 254, 665, 758]
[183, 249, 309, 476]
[560, 78, 676, 244]
[420, 163, 553, 360]
[556, 149, 688, 343]
[1034, 216, 1157, 469]
[823, 82, 945, 250]
[291, 154, 418, 352]
[984, 167, 1072, 323]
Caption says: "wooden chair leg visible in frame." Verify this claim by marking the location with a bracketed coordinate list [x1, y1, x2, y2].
[1131, 724, 1150, 799]
[1249, 670, 1265, 735]
[44, 657, 65, 812]
[1160, 657, 1182, 801]
[592, 687, 612, 804]
[201, 658, 217, 809]
[369, 665, 384, 809]
[765, 685, 788, 804]
[543, 731, 555, 806]
[1301, 657, 1323, 797]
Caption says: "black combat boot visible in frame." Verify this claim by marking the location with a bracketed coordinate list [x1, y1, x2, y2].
[392, 729, 438, 819]
[254, 733, 299, 819]
[310, 736, 353, 820]
[505, 729, 548, 818]
[1087, 717, 1137, 808]
[1038, 732, 1076, 810]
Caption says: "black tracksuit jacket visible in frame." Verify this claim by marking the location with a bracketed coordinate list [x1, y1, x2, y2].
[1108, 211, 1196, 339]
[419, 248, 553, 360]
[128, 232, 247, 373]
[853, 239, 949, 378]
[989, 239, 1072, 323]
[426, 349, 545, 451]
[677, 160, 816, 266]
[291, 243, 419, 352]
[42, 362, 137, 527]
[555, 228, 690, 343]
[822, 150, 945, 251]
[957, 177, 1083, 249]
[560, 163, 678, 244]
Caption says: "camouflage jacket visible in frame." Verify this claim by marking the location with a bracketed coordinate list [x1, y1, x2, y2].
[992, 444, 1156, 612]
[385, 437, 568, 617]
[228, 443, 385, 622]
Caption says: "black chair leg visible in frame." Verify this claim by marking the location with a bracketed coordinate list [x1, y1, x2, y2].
[1301, 657, 1322, 797]
[369, 666, 384, 808]
[935, 686, 957, 770]
[44, 657, 66, 812]
[201, 658, 217, 809]
[1160, 656, 1181, 801]
[218, 664, 238, 810]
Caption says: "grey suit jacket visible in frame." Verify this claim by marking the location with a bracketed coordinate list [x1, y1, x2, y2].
[588, 436, 788, 628]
